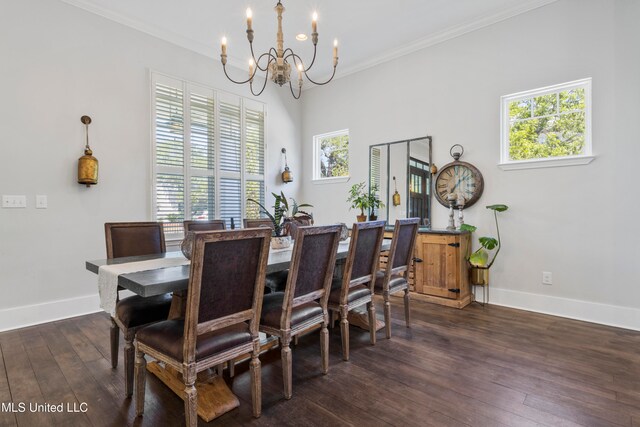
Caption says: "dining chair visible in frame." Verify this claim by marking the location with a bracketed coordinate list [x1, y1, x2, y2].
[244, 217, 289, 293]
[135, 228, 271, 425]
[243, 218, 274, 229]
[183, 219, 226, 232]
[328, 220, 385, 361]
[259, 224, 341, 399]
[284, 214, 314, 239]
[104, 222, 173, 397]
[374, 218, 419, 339]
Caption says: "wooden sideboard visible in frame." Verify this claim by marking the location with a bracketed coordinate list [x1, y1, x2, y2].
[383, 228, 472, 309]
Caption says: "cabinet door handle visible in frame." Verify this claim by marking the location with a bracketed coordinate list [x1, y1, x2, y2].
[447, 288, 461, 293]
[413, 257, 423, 263]
[447, 242, 460, 247]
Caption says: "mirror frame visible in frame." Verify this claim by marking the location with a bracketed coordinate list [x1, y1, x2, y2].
[368, 135, 433, 225]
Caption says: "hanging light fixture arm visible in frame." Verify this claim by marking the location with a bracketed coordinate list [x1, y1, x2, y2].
[220, 1, 338, 98]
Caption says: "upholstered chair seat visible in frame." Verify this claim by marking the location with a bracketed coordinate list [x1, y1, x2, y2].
[260, 293, 323, 328]
[373, 272, 408, 293]
[115, 294, 173, 328]
[136, 320, 251, 362]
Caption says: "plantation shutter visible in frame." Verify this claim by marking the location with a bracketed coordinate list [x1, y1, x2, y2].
[189, 86, 215, 221]
[152, 73, 266, 235]
[244, 100, 265, 219]
[218, 94, 242, 229]
[154, 81, 185, 235]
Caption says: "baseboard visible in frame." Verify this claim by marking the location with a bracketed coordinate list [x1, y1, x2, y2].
[488, 287, 640, 332]
[0, 294, 102, 333]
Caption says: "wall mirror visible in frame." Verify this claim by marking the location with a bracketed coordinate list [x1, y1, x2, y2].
[368, 136, 433, 226]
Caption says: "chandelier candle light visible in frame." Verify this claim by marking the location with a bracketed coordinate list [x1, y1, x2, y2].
[220, 1, 339, 99]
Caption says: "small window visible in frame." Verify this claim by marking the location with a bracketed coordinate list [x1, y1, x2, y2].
[500, 78, 594, 170]
[313, 130, 349, 182]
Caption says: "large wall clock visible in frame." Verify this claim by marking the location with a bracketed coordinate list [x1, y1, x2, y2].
[434, 145, 484, 208]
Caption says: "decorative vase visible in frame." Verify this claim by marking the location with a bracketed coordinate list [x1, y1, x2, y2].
[356, 214, 367, 222]
[470, 267, 489, 286]
[338, 223, 349, 241]
[271, 235, 292, 249]
[180, 232, 194, 260]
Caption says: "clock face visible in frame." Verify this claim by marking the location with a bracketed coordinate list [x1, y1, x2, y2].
[434, 161, 484, 208]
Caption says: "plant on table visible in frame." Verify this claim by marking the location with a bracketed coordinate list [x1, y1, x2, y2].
[347, 182, 371, 222]
[367, 184, 385, 220]
[247, 192, 313, 237]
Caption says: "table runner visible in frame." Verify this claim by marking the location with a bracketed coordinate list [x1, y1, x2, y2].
[98, 256, 189, 316]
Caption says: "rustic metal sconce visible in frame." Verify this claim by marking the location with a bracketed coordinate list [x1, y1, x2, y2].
[77, 115, 98, 187]
[281, 148, 293, 183]
[392, 176, 401, 206]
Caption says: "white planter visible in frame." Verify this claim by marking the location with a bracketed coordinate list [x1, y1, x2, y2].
[271, 235, 292, 249]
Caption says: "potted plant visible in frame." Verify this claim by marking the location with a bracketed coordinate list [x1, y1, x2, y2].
[347, 182, 370, 222]
[247, 192, 313, 249]
[367, 184, 385, 221]
[460, 204, 509, 285]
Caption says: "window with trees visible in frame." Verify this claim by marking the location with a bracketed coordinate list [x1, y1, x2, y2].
[152, 73, 266, 237]
[500, 78, 593, 169]
[313, 129, 349, 182]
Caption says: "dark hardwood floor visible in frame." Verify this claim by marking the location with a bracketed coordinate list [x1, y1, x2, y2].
[1, 296, 639, 427]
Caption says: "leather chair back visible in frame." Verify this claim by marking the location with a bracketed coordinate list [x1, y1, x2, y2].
[105, 222, 166, 259]
[348, 221, 386, 281]
[183, 229, 271, 364]
[388, 218, 420, 271]
[183, 220, 226, 232]
[243, 218, 274, 230]
[279, 225, 341, 326]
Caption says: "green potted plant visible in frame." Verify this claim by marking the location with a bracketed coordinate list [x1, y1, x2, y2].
[347, 182, 370, 222]
[460, 204, 509, 285]
[247, 192, 313, 249]
[368, 184, 385, 221]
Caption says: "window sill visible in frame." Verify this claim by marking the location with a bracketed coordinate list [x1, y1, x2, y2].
[312, 176, 351, 185]
[498, 155, 595, 171]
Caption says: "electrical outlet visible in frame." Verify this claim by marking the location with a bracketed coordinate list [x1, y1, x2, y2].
[2, 195, 27, 208]
[542, 271, 553, 285]
[36, 195, 47, 209]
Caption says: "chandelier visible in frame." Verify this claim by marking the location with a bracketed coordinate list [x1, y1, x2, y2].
[220, 1, 338, 99]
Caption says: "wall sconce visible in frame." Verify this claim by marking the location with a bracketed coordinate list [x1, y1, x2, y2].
[392, 176, 401, 206]
[281, 148, 293, 183]
[77, 115, 98, 187]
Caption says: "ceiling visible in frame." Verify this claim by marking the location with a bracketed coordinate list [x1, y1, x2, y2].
[61, 0, 557, 80]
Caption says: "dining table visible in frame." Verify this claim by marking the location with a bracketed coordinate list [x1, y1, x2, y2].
[86, 237, 392, 421]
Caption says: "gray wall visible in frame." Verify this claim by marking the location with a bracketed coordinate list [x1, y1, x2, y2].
[300, 0, 640, 329]
[0, 0, 303, 330]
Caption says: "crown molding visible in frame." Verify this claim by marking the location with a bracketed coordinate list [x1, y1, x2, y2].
[60, 0, 558, 88]
[309, 0, 559, 87]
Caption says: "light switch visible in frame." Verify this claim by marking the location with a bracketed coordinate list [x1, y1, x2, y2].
[2, 195, 27, 208]
[36, 195, 48, 209]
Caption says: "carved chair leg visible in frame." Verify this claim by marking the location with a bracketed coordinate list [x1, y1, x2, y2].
[383, 293, 392, 339]
[184, 380, 198, 427]
[367, 301, 376, 345]
[134, 346, 146, 417]
[320, 322, 329, 374]
[250, 347, 262, 418]
[339, 306, 350, 361]
[124, 334, 135, 397]
[404, 288, 411, 328]
[229, 360, 235, 378]
[216, 363, 224, 376]
[110, 317, 119, 369]
[281, 336, 293, 400]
